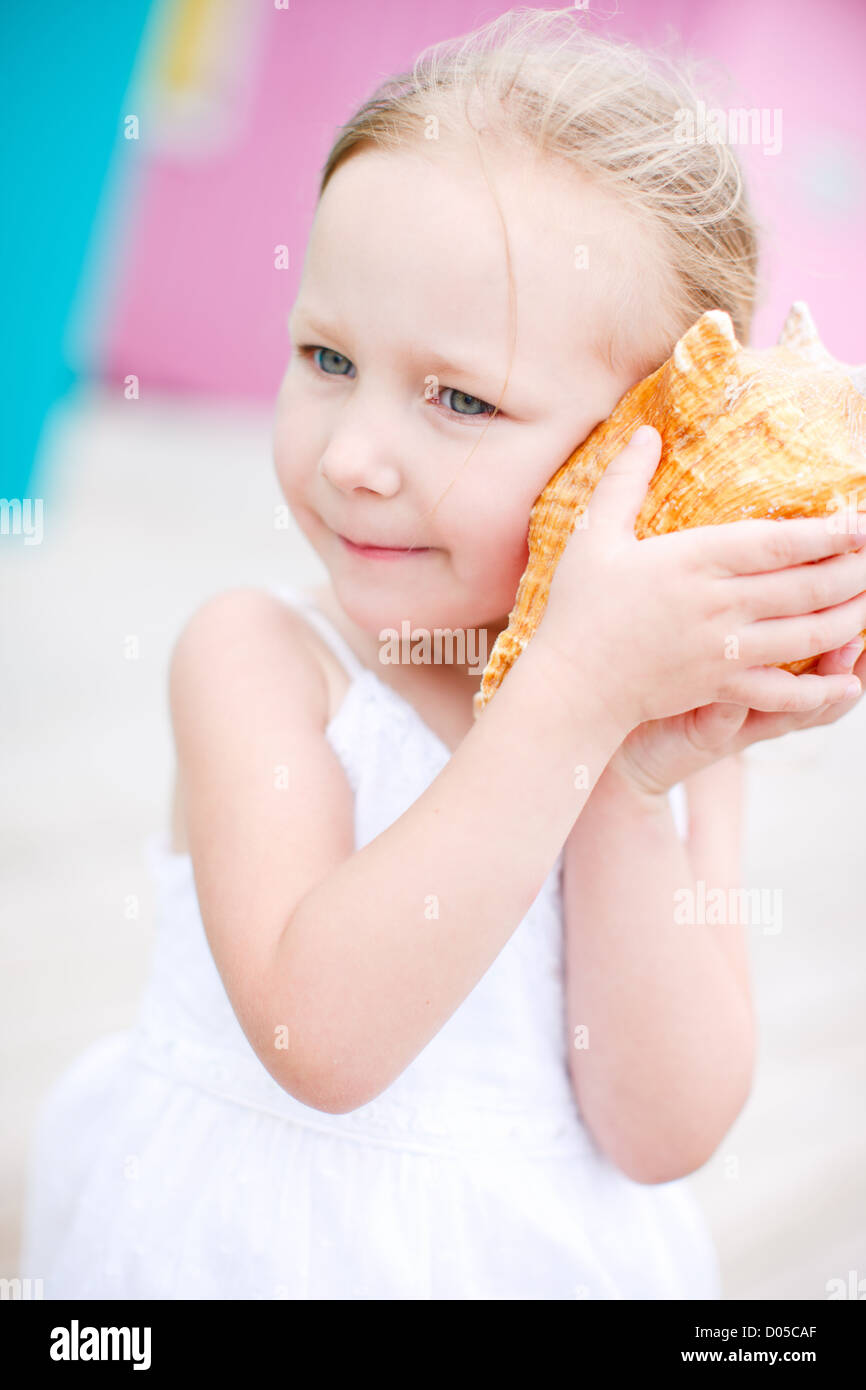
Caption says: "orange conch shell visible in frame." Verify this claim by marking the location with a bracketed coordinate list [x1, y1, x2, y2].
[473, 302, 866, 716]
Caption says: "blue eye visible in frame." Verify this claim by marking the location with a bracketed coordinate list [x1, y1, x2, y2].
[304, 346, 354, 376]
[296, 344, 497, 419]
[434, 387, 496, 418]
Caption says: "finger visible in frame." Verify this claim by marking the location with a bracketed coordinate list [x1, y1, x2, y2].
[815, 636, 865, 676]
[805, 700, 858, 729]
[744, 642, 865, 733]
[689, 701, 750, 748]
[810, 641, 866, 723]
[737, 706, 806, 742]
[586, 425, 662, 537]
[732, 545, 866, 621]
[735, 594, 866, 667]
[692, 516, 866, 577]
[724, 703, 824, 749]
[730, 666, 861, 713]
[795, 683, 863, 728]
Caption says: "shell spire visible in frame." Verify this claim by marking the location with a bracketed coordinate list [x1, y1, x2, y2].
[780, 300, 866, 394]
[474, 302, 866, 718]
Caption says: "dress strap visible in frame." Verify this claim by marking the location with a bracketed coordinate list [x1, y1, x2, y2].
[668, 779, 689, 841]
[269, 584, 369, 683]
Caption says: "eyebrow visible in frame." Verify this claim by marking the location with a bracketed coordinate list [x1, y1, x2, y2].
[288, 305, 505, 394]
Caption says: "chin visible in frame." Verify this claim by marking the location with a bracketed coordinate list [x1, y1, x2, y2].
[328, 578, 398, 633]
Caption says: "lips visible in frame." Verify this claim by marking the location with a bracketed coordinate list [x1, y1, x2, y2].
[337, 532, 430, 553]
[344, 536, 408, 549]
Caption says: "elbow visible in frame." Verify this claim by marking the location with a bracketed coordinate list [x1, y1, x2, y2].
[292, 1077, 376, 1116]
[586, 1123, 721, 1187]
[607, 1052, 757, 1187]
[273, 1065, 375, 1117]
[619, 1145, 717, 1187]
[270, 1039, 385, 1116]
[611, 1123, 729, 1185]
[263, 932, 385, 1116]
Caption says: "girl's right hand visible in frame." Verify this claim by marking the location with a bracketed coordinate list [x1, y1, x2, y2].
[533, 425, 866, 734]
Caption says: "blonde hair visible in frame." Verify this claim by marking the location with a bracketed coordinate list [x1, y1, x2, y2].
[318, 4, 762, 378]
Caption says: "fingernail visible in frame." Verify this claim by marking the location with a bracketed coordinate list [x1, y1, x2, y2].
[844, 677, 861, 697]
[841, 638, 864, 660]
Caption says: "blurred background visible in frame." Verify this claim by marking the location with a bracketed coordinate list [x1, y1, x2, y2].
[2, 0, 864, 1299]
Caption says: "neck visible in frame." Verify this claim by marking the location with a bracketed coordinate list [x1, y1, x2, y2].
[312, 584, 509, 689]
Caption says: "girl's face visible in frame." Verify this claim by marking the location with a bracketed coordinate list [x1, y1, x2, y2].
[273, 141, 672, 637]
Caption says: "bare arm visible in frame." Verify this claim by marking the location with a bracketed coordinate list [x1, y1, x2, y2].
[170, 590, 628, 1116]
[679, 753, 751, 1014]
[562, 757, 754, 1185]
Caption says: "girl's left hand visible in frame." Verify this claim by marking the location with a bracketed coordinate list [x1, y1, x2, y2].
[610, 637, 866, 799]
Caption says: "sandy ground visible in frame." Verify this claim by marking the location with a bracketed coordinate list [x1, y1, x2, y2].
[2, 382, 864, 1299]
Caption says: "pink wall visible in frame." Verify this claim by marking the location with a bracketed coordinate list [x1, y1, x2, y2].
[99, 0, 866, 401]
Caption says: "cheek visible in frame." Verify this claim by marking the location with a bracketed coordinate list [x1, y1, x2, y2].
[273, 387, 318, 494]
[454, 507, 532, 604]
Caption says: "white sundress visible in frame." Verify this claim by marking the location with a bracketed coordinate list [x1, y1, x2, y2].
[19, 583, 722, 1300]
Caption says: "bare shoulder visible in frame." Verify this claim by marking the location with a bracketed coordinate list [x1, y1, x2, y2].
[169, 586, 329, 723]
[166, 586, 356, 1091]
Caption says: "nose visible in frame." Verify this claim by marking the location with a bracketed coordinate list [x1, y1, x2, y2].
[319, 451, 400, 497]
[318, 395, 402, 497]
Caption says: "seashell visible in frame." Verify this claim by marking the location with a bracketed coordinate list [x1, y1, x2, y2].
[473, 302, 866, 717]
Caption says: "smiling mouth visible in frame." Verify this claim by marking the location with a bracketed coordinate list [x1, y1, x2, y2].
[337, 533, 432, 557]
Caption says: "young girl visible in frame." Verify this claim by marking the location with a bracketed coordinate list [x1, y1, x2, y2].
[21, 8, 866, 1300]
